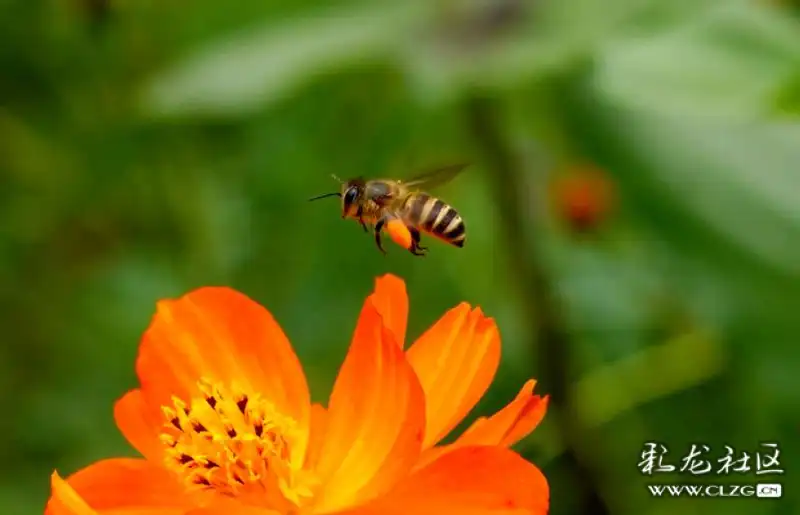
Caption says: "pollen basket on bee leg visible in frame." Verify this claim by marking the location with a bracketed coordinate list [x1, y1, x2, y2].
[385, 219, 413, 250]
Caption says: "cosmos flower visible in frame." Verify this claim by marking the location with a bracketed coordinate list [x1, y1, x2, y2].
[549, 164, 615, 233]
[46, 274, 549, 515]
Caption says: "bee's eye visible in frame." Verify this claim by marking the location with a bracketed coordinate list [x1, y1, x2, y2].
[344, 187, 359, 205]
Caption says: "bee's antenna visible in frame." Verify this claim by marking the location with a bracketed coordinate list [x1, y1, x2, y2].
[308, 192, 341, 202]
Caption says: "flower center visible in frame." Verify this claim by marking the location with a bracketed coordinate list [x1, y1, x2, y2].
[159, 378, 315, 512]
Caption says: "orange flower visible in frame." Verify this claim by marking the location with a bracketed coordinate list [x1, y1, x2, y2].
[46, 274, 549, 515]
[550, 165, 615, 233]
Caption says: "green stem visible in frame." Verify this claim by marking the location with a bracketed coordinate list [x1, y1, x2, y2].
[464, 94, 611, 515]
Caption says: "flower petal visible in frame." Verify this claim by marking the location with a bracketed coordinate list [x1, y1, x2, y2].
[406, 304, 500, 448]
[46, 472, 97, 515]
[185, 498, 281, 515]
[303, 403, 328, 470]
[457, 380, 549, 448]
[416, 380, 549, 470]
[332, 446, 549, 515]
[136, 287, 311, 461]
[370, 274, 408, 347]
[313, 299, 426, 513]
[114, 389, 162, 461]
[187, 507, 281, 515]
[46, 459, 188, 515]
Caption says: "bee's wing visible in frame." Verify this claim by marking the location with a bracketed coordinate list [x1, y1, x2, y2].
[400, 163, 469, 190]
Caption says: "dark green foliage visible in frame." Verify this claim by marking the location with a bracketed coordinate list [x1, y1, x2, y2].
[2, 0, 799, 514]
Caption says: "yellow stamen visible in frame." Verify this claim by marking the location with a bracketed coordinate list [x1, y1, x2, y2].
[160, 378, 316, 512]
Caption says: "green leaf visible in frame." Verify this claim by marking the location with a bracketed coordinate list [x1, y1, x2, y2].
[526, 331, 724, 464]
[572, 331, 724, 429]
[140, 3, 425, 118]
[141, 0, 721, 116]
[586, 101, 800, 277]
[591, 1, 800, 120]
[395, 0, 715, 105]
[772, 69, 800, 115]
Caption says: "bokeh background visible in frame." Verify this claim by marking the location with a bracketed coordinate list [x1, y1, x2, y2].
[2, 0, 799, 514]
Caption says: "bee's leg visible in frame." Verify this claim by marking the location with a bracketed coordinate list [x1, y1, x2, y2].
[359, 218, 369, 232]
[373, 218, 387, 255]
[407, 226, 427, 256]
[408, 226, 427, 251]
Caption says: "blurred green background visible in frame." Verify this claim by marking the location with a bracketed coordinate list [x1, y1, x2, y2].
[2, 0, 799, 514]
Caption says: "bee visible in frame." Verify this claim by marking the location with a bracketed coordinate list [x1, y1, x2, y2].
[309, 163, 468, 256]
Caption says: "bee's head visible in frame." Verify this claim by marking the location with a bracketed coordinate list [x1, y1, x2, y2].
[308, 175, 365, 220]
[340, 178, 365, 219]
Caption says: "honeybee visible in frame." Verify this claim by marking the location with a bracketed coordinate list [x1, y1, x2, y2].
[309, 163, 468, 256]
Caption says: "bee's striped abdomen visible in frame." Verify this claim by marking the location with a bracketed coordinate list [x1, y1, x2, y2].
[405, 193, 466, 248]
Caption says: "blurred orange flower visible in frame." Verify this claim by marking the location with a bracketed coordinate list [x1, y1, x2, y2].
[550, 164, 616, 233]
[46, 274, 549, 515]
